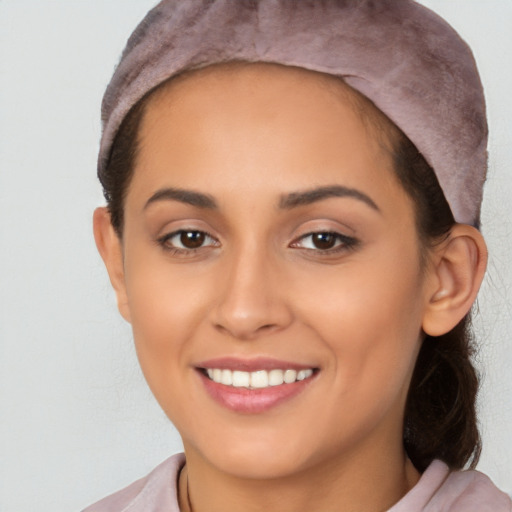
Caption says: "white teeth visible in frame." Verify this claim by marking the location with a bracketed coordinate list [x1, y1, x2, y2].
[232, 370, 250, 387]
[205, 367, 314, 388]
[284, 369, 297, 383]
[250, 370, 269, 388]
[268, 369, 284, 386]
[296, 369, 313, 381]
[221, 369, 232, 386]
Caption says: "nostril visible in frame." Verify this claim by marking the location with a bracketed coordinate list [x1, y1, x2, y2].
[258, 324, 277, 332]
[214, 323, 229, 335]
[213, 320, 279, 340]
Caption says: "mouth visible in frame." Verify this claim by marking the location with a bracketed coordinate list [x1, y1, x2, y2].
[201, 367, 315, 389]
[195, 358, 319, 413]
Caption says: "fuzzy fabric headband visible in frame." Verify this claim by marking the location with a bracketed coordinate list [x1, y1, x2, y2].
[99, 0, 487, 226]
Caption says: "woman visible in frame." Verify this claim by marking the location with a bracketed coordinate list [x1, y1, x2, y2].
[85, 1, 511, 510]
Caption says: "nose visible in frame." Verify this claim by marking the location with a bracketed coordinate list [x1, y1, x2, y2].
[211, 248, 293, 340]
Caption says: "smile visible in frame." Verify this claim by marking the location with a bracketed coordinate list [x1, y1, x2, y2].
[204, 368, 314, 389]
[197, 359, 319, 413]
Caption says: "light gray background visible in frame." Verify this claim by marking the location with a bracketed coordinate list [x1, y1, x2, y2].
[0, 1, 510, 511]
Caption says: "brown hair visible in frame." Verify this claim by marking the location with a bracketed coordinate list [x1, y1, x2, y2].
[393, 137, 480, 471]
[97, 72, 481, 472]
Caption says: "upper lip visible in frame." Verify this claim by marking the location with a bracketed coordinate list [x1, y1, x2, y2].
[195, 357, 317, 372]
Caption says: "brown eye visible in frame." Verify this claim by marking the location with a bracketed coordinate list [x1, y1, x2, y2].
[158, 229, 218, 252]
[291, 231, 358, 253]
[180, 230, 206, 249]
[311, 233, 337, 250]
[311, 232, 337, 250]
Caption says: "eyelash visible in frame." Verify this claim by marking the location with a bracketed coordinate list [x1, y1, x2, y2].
[156, 229, 219, 256]
[156, 229, 358, 256]
[290, 231, 358, 254]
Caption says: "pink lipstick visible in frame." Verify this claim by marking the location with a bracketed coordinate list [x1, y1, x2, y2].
[196, 357, 318, 413]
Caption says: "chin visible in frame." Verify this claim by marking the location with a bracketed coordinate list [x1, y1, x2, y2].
[182, 434, 296, 479]
[185, 430, 334, 481]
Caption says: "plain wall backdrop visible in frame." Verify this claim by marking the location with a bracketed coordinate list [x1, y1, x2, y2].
[0, 1, 511, 510]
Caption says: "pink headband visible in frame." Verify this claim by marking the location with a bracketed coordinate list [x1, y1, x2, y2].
[99, 0, 487, 225]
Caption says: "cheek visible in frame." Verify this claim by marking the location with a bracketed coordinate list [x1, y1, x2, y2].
[293, 250, 425, 404]
[121, 247, 212, 408]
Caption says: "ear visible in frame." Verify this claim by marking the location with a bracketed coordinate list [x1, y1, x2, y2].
[422, 224, 487, 336]
[93, 207, 131, 323]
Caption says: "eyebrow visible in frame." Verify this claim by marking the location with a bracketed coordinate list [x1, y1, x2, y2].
[144, 187, 217, 210]
[143, 184, 379, 213]
[279, 185, 380, 212]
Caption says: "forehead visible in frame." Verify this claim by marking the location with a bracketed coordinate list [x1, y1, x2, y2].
[127, 62, 409, 218]
[137, 63, 400, 184]
[151, 62, 355, 102]
[145, 62, 395, 141]
[139, 62, 395, 163]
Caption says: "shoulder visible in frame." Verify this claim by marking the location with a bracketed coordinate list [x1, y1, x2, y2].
[433, 467, 512, 512]
[81, 453, 185, 512]
[390, 460, 511, 512]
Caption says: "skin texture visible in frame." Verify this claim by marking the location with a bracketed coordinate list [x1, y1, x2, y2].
[94, 63, 487, 512]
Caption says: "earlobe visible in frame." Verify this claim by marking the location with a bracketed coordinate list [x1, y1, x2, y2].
[422, 224, 487, 337]
[93, 207, 132, 323]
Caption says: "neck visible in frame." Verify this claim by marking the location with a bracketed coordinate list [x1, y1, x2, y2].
[178, 443, 420, 512]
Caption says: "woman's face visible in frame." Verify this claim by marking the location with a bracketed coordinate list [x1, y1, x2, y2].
[118, 63, 433, 478]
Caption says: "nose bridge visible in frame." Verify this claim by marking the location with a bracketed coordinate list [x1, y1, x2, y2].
[212, 239, 292, 339]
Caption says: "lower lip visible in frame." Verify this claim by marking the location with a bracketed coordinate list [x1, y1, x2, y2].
[198, 371, 315, 414]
